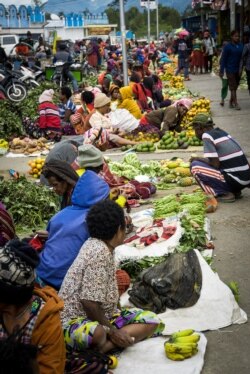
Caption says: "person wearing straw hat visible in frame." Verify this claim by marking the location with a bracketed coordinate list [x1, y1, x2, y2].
[190, 113, 250, 202]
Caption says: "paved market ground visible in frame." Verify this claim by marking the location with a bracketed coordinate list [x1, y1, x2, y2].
[0, 74, 250, 373]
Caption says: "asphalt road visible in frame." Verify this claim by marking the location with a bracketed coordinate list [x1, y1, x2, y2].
[0, 73, 249, 373]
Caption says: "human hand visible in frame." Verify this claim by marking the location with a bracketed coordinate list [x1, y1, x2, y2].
[109, 329, 135, 348]
[36, 230, 49, 241]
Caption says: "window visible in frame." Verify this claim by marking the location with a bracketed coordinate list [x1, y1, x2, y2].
[3, 37, 16, 45]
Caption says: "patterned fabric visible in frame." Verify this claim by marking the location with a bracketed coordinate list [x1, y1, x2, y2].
[59, 99, 76, 119]
[191, 160, 231, 196]
[202, 128, 250, 188]
[63, 308, 164, 351]
[59, 238, 119, 325]
[0, 296, 44, 344]
[0, 202, 15, 247]
[38, 101, 61, 132]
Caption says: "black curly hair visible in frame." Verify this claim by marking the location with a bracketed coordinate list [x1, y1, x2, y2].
[86, 200, 125, 241]
[81, 90, 95, 104]
[0, 336, 38, 374]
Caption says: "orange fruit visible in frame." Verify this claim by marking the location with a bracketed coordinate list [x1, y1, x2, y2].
[33, 168, 38, 174]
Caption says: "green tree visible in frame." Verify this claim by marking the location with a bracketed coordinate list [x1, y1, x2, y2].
[108, 0, 128, 9]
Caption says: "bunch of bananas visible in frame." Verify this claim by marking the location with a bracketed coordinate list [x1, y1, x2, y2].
[164, 329, 200, 361]
[169, 76, 185, 89]
[0, 138, 8, 149]
[181, 97, 211, 130]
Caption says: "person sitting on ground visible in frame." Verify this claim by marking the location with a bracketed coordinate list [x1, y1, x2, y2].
[118, 86, 143, 119]
[129, 72, 150, 112]
[140, 98, 192, 132]
[87, 93, 138, 148]
[190, 113, 250, 202]
[36, 170, 110, 290]
[77, 90, 95, 116]
[0, 239, 65, 373]
[42, 159, 79, 210]
[58, 86, 76, 134]
[0, 202, 15, 246]
[38, 89, 62, 141]
[59, 200, 164, 360]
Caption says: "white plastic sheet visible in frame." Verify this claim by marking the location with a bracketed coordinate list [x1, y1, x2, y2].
[120, 250, 247, 333]
[116, 333, 207, 374]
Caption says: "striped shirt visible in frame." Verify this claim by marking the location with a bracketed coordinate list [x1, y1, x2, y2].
[58, 99, 76, 120]
[202, 128, 250, 187]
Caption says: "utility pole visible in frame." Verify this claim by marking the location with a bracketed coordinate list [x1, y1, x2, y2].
[119, 0, 128, 85]
[200, 1, 204, 31]
[156, 0, 159, 41]
[230, 0, 236, 31]
[147, 0, 151, 43]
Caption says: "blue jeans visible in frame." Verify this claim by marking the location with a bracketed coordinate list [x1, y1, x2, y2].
[66, 70, 78, 93]
[176, 57, 189, 78]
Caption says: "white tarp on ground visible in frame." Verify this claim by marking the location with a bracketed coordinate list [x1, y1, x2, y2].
[116, 333, 207, 374]
[120, 250, 247, 334]
[115, 212, 184, 265]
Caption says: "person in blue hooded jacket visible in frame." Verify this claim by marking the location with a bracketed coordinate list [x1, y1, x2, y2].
[36, 170, 110, 290]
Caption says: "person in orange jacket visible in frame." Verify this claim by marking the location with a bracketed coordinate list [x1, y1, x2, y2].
[0, 239, 65, 374]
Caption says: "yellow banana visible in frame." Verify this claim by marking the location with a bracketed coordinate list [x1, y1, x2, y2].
[164, 342, 195, 354]
[171, 329, 194, 339]
[166, 351, 185, 361]
[173, 334, 200, 344]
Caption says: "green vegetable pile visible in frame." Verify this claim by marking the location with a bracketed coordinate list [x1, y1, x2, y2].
[153, 191, 206, 221]
[0, 82, 59, 140]
[0, 177, 59, 232]
[109, 153, 164, 180]
[0, 100, 23, 139]
[120, 255, 169, 280]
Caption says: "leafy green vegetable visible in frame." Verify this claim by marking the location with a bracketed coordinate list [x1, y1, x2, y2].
[0, 176, 59, 233]
[120, 255, 169, 280]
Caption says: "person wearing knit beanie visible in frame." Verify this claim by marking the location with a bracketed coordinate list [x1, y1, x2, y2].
[38, 89, 61, 141]
[0, 239, 66, 374]
[38, 89, 55, 104]
[77, 144, 104, 172]
[0, 240, 39, 305]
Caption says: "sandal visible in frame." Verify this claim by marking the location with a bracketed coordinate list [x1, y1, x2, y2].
[217, 193, 236, 203]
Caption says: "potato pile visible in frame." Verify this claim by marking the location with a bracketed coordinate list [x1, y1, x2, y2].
[9, 137, 50, 155]
[28, 158, 45, 179]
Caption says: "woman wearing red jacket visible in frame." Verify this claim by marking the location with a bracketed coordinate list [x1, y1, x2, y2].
[38, 89, 62, 141]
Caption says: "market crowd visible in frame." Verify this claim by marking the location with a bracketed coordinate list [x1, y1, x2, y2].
[0, 27, 250, 373]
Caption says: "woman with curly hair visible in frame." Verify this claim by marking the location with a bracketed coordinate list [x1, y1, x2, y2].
[59, 200, 164, 360]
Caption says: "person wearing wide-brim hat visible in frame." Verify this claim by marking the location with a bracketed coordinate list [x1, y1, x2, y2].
[190, 113, 250, 202]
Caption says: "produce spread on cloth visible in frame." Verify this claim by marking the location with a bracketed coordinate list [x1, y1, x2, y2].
[0, 53, 246, 374]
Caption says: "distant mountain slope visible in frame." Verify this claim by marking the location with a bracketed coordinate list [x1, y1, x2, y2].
[44, 0, 190, 15]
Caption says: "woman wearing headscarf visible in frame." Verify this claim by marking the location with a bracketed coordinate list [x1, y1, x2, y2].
[140, 98, 193, 132]
[130, 73, 150, 112]
[41, 160, 79, 210]
[0, 239, 65, 374]
[0, 202, 15, 246]
[117, 86, 142, 119]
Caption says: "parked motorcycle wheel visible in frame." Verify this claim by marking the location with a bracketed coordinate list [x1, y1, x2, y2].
[6, 82, 27, 102]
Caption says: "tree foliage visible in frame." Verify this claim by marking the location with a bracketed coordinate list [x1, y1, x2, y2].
[106, 4, 181, 38]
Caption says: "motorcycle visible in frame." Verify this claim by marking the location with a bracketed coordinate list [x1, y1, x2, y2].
[0, 68, 27, 102]
[51, 61, 71, 88]
[81, 59, 97, 77]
